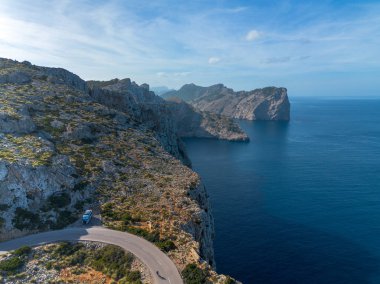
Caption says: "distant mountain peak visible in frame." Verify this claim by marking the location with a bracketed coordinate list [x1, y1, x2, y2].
[150, 86, 174, 96]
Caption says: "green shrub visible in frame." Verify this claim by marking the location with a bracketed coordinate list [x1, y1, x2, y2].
[12, 207, 40, 230]
[50, 210, 77, 229]
[73, 181, 89, 192]
[101, 202, 116, 219]
[126, 227, 159, 243]
[182, 263, 208, 284]
[46, 192, 71, 209]
[125, 227, 176, 252]
[54, 242, 84, 256]
[45, 262, 53, 270]
[13, 246, 31, 256]
[155, 240, 176, 252]
[119, 271, 142, 283]
[88, 245, 134, 281]
[0, 257, 24, 274]
[121, 212, 133, 223]
[69, 250, 87, 265]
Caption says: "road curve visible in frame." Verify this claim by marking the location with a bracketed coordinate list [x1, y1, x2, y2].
[0, 226, 183, 284]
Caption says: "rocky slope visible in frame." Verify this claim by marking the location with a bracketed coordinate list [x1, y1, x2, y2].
[163, 83, 291, 121]
[0, 58, 238, 283]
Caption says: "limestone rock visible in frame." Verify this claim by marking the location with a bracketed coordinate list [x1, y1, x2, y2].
[0, 106, 36, 134]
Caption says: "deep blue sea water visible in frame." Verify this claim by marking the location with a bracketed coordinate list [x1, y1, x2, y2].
[184, 97, 380, 284]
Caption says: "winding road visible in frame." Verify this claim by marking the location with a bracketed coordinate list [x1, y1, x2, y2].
[0, 226, 183, 284]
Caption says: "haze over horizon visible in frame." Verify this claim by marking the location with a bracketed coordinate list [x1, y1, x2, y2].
[1, 0, 379, 97]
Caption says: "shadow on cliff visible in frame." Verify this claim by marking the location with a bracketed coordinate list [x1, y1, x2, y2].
[215, 212, 379, 284]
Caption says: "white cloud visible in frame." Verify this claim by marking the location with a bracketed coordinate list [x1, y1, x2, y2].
[156, 71, 191, 77]
[0, 0, 379, 95]
[208, 57, 221, 64]
[245, 29, 260, 41]
[156, 72, 167, 77]
[214, 6, 248, 14]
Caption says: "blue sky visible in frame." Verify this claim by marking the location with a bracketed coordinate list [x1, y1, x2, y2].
[0, 0, 380, 96]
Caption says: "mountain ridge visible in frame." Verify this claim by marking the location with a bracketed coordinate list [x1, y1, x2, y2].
[162, 83, 291, 121]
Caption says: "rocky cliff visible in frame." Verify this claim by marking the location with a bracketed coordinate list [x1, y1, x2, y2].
[0, 58, 237, 283]
[87, 79, 248, 160]
[163, 83, 291, 121]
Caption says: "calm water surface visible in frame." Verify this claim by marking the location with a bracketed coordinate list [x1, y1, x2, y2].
[184, 97, 380, 284]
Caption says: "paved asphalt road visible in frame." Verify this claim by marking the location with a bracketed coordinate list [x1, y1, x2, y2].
[0, 226, 183, 284]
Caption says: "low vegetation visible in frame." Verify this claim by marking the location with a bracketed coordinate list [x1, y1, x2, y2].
[182, 263, 209, 284]
[46, 192, 71, 209]
[12, 207, 40, 231]
[0, 256, 25, 274]
[0, 242, 145, 283]
[12, 246, 32, 257]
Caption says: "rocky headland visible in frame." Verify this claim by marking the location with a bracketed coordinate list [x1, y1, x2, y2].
[162, 83, 291, 121]
[0, 58, 241, 283]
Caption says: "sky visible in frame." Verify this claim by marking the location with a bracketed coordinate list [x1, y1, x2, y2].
[0, 0, 380, 96]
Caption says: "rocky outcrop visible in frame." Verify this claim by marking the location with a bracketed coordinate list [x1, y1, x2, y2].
[163, 83, 291, 121]
[0, 58, 87, 92]
[39, 67, 88, 93]
[0, 106, 36, 134]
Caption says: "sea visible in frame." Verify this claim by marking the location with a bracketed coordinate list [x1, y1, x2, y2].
[184, 97, 380, 284]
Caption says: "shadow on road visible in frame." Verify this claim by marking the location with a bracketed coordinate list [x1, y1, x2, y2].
[0, 227, 91, 253]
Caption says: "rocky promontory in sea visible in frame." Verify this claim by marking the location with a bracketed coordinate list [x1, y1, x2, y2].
[0, 58, 243, 283]
[162, 83, 291, 121]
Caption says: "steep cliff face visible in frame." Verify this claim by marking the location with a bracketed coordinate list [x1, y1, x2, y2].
[88, 78, 191, 165]
[0, 58, 235, 282]
[166, 98, 248, 141]
[163, 83, 291, 121]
